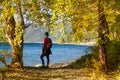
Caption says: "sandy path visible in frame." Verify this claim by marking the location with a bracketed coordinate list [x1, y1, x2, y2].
[0, 66, 118, 80]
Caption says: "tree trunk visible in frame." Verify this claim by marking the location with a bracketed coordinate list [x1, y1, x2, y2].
[5, 1, 25, 69]
[6, 15, 23, 68]
[98, 0, 109, 71]
[16, 0, 25, 68]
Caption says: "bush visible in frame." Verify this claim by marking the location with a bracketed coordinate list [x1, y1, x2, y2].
[106, 41, 120, 70]
[90, 40, 120, 70]
[67, 41, 120, 71]
[66, 53, 93, 68]
[90, 41, 120, 70]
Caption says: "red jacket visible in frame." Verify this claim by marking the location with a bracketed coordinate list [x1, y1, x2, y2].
[42, 37, 48, 52]
[42, 37, 52, 55]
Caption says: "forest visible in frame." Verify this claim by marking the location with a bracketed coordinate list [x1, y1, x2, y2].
[0, 0, 120, 80]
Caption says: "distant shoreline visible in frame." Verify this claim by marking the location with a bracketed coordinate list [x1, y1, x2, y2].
[21, 41, 96, 46]
[0, 41, 96, 46]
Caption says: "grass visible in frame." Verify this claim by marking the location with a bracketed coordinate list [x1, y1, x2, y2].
[0, 68, 92, 80]
[0, 67, 119, 80]
[65, 54, 93, 69]
[0, 60, 119, 80]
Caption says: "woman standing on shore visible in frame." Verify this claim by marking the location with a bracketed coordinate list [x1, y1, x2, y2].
[40, 32, 52, 68]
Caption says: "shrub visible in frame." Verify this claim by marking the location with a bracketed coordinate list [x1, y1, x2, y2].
[106, 41, 120, 70]
[67, 40, 120, 71]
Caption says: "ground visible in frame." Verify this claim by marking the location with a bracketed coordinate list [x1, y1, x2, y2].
[0, 65, 119, 80]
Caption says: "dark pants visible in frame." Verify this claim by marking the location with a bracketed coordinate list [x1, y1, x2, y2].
[40, 53, 50, 66]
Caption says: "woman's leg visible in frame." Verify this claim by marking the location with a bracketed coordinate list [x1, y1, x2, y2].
[46, 54, 50, 67]
[40, 54, 45, 66]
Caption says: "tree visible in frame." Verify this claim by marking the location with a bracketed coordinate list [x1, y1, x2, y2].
[97, 0, 109, 71]
[0, 0, 51, 68]
[0, 0, 25, 68]
[50, 0, 98, 43]
[49, 0, 120, 71]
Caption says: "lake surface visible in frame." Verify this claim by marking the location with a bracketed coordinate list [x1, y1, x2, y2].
[0, 43, 89, 67]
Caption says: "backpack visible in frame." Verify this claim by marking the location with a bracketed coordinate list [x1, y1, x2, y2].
[47, 38, 52, 49]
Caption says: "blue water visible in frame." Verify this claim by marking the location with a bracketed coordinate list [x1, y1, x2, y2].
[0, 43, 89, 66]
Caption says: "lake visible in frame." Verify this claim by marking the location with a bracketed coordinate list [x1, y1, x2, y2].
[0, 43, 89, 67]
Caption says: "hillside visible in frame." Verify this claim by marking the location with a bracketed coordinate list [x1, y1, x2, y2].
[24, 26, 56, 43]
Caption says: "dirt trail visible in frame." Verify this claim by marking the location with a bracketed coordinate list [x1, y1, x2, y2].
[0, 66, 118, 80]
